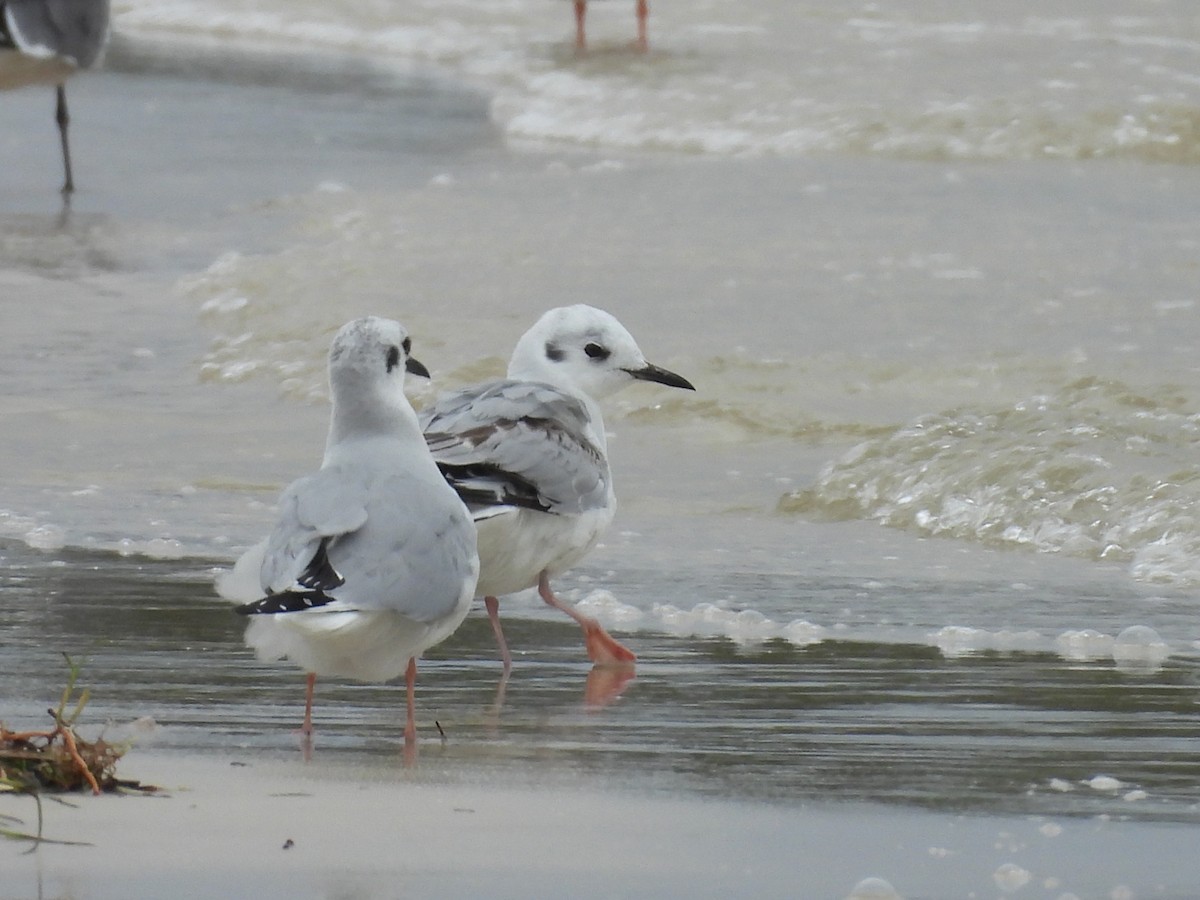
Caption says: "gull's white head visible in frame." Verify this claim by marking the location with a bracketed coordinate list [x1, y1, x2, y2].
[507, 305, 695, 400]
[327, 316, 430, 442]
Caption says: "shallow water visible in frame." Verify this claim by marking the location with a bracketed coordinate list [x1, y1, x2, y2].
[3, 5, 1200, 888]
[4, 539, 1199, 829]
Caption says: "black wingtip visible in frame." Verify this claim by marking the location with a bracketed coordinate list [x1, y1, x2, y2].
[298, 539, 345, 593]
[235, 591, 337, 615]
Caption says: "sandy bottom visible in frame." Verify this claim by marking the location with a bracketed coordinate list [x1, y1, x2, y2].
[2, 751, 1197, 899]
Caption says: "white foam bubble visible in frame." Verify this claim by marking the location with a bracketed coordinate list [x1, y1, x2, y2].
[844, 877, 903, 900]
[24, 523, 67, 552]
[1084, 774, 1124, 792]
[1054, 629, 1114, 662]
[573, 589, 645, 626]
[1111, 625, 1170, 671]
[649, 601, 826, 647]
[993, 863, 1032, 892]
[931, 625, 1043, 657]
[116, 537, 186, 560]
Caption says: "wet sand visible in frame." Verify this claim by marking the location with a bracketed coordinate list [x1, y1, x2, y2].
[5, 751, 1200, 900]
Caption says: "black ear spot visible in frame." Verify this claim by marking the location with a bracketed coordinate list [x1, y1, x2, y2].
[545, 342, 565, 362]
[386, 346, 401, 372]
[584, 342, 610, 361]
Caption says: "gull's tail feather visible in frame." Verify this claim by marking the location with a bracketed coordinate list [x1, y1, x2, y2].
[235, 591, 338, 615]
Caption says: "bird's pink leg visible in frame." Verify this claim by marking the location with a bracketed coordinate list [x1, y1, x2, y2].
[484, 595, 513, 672]
[404, 657, 418, 743]
[574, 0, 587, 52]
[635, 0, 648, 52]
[537, 571, 636, 666]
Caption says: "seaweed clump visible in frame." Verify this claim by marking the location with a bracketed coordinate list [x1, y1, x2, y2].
[1, 656, 143, 796]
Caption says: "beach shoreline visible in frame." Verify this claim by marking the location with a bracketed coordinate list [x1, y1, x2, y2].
[5, 749, 1198, 899]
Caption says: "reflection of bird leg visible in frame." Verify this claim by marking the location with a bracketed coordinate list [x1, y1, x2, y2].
[490, 665, 511, 724]
[301, 673, 316, 735]
[635, 0, 648, 52]
[484, 595, 513, 672]
[584, 663, 636, 709]
[537, 571, 637, 666]
[574, 0, 587, 52]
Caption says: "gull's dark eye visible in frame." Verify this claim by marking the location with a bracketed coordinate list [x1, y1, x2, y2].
[584, 342, 610, 361]
[402, 336, 412, 355]
[386, 346, 401, 373]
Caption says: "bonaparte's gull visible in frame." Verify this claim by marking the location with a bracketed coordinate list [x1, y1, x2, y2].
[571, 0, 648, 53]
[1, 0, 111, 194]
[221, 317, 479, 746]
[420, 305, 693, 670]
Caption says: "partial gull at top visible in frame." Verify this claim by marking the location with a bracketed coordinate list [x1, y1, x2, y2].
[0, 0, 111, 194]
[218, 316, 479, 751]
[421, 304, 694, 673]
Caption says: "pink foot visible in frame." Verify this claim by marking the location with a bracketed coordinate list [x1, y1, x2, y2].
[581, 618, 637, 667]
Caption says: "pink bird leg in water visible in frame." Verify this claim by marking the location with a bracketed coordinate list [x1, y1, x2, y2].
[483, 571, 637, 671]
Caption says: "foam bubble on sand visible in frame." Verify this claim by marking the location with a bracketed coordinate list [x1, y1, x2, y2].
[844, 877, 903, 900]
[931, 625, 1043, 657]
[650, 601, 827, 647]
[1111, 625, 1170, 671]
[993, 862, 1032, 892]
[24, 523, 67, 552]
[116, 537, 186, 560]
[573, 590, 645, 626]
[1054, 629, 1115, 661]
[1084, 775, 1124, 792]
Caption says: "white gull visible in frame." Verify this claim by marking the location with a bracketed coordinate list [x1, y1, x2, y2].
[420, 304, 693, 671]
[219, 316, 479, 748]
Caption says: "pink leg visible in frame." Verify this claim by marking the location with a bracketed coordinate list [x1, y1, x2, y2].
[574, 0, 587, 52]
[301, 672, 317, 735]
[404, 657, 418, 745]
[537, 571, 636, 666]
[484, 595, 513, 672]
[635, 0, 648, 52]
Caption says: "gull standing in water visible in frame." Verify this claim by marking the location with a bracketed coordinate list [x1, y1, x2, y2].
[571, 0, 649, 53]
[221, 317, 479, 750]
[0, 0, 111, 194]
[421, 305, 694, 675]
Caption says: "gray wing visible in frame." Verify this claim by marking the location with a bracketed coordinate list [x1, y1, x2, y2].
[259, 464, 371, 595]
[421, 379, 609, 517]
[3, 0, 110, 67]
[329, 471, 477, 622]
[260, 461, 476, 623]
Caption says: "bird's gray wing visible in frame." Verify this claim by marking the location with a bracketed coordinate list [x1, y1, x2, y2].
[421, 379, 609, 517]
[328, 471, 477, 622]
[3, 0, 109, 66]
[258, 462, 476, 623]
[259, 464, 371, 596]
